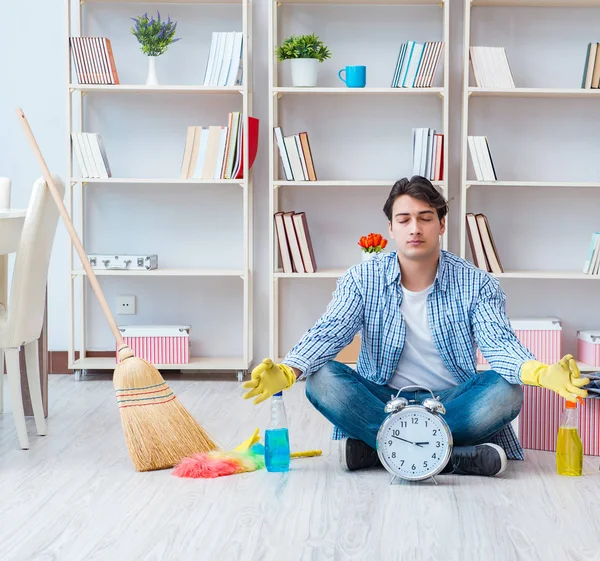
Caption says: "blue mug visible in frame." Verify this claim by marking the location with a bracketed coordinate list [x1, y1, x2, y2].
[338, 65, 366, 88]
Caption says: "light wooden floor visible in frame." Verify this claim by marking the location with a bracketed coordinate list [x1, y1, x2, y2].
[1, 374, 600, 561]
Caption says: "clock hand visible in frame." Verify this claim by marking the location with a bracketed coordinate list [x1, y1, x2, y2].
[391, 436, 416, 445]
[415, 442, 430, 447]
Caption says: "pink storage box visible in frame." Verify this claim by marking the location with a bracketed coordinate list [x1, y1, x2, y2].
[577, 331, 600, 368]
[477, 317, 562, 366]
[116, 325, 191, 364]
[519, 386, 600, 456]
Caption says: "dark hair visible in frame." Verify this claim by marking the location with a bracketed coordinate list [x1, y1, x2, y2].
[383, 175, 448, 222]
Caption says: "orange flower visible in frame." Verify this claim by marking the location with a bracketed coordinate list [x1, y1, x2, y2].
[358, 232, 388, 252]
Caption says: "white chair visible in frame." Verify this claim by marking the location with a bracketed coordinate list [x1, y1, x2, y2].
[0, 175, 64, 449]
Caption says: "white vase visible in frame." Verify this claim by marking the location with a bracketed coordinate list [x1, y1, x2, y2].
[361, 251, 377, 262]
[290, 58, 320, 87]
[146, 56, 159, 86]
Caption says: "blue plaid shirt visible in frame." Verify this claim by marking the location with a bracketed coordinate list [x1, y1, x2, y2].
[283, 250, 535, 460]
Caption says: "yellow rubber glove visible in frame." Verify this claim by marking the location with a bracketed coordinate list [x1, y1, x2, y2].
[242, 358, 296, 404]
[520, 354, 590, 402]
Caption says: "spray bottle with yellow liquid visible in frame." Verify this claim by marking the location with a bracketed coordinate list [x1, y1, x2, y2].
[556, 397, 584, 477]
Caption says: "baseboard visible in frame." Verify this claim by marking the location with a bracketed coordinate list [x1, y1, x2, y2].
[49, 351, 114, 374]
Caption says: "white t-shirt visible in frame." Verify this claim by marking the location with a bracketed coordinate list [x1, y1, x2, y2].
[388, 283, 458, 392]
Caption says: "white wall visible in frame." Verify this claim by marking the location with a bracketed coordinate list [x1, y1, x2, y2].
[1, 1, 598, 363]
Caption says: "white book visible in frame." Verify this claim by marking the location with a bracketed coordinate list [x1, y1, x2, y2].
[207, 32, 223, 86]
[192, 128, 209, 179]
[274, 127, 293, 181]
[399, 41, 416, 88]
[203, 32, 219, 86]
[284, 135, 305, 181]
[420, 128, 429, 177]
[213, 127, 229, 180]
[467, 136, 484, 181]
[412, 128, 423, 176]
[227, 32, 244, 87]
[95, 134, 112, 177]
[87, 133, 109, 179]
[476, 136, 496, 181]
[403, 43, 424, 88]
[218, 32, 235, 87]
[80, 132, 99, 178]
[426, 129, 435, 179]
[71, 133, 88, 178]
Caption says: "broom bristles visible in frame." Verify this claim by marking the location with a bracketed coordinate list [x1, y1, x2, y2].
[114, 346, 218, 472]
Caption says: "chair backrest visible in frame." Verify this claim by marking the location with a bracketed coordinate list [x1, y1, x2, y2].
[6, 175, 64, 347]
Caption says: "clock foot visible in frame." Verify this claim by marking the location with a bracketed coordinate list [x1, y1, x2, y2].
[430, 475, 438, 486]
[389, 475, 398, 485]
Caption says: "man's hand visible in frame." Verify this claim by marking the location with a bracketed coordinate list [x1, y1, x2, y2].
[520, 354, 589, 402]
[242, 359, 297, 404]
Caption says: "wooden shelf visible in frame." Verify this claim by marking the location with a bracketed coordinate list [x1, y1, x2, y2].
[70, 356, 250, 371]
[468, 87, 600, 98]
[274, 87, 444, 95]
[274, 180, 444, 188]
[493, 271, 600, 280]
[277, 0, 443, 4]
[71, 177, 243, 185]
[69, 85, 244, 94]
[466, 180, 600, 188]
[472, 0, 600, 6]
[72, 268, 244, 277]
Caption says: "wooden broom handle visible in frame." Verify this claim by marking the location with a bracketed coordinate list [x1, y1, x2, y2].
[16, 108, 124, 347]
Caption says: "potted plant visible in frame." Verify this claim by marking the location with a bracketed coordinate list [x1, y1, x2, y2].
[130, 11, 181, 86]
[276, 34, 331, 87]
[358, 233, 388, 262]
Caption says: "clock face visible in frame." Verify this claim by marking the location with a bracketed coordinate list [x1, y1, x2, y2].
[377, 406, 452, 480]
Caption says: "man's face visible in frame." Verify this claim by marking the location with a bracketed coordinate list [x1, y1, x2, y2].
[387, 195, 445, 262]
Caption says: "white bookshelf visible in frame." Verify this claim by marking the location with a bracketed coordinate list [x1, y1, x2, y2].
[66, 0, 253, 379]
[459, 0, 600, 279]
[268, 0, 450, 360]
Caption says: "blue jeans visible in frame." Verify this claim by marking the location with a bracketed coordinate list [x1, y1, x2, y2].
[305, 361, 523, 452]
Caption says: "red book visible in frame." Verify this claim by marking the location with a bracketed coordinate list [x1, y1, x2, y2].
[234, 116, 259, 179]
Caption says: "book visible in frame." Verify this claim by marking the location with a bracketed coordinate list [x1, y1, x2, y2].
[465, 212, 503, 274]
[274, 127, 318, 181]
[203, 31, 244, 87]
[274, 211, 318, 273]
[70, 37, 119, 85]
[71, 132, 111, 178]
[469, 46, 515, 89]
[468, 136, 497, 181]
[391, 41, 444, 88]
[412, 128, 444, 181]
[180, 113, 259, 180]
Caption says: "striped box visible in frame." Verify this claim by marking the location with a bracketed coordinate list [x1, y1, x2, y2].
[116, 325, 190, 364]
[519, 386, 600, 456]
[477, 317, 562, 366]
[577, 331, 600, 367]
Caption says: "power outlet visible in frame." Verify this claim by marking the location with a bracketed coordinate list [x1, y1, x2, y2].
[116, 295, 136, 315]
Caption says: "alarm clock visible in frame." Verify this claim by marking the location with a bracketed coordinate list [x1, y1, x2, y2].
[376, 385, 453, 483]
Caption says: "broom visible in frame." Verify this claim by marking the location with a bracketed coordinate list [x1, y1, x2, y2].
[17, 108, 217, 472]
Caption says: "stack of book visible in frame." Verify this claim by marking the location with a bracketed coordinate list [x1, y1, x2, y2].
[274, 127, 317, 181]
[391, 41, 444, 88]
[180, 112, 258, 180]
[69, 37, 119, 84]
[468, 136, 497, 181]
[412, 128, 444, 181]
[582, 43, 600, 89]
[274, 211, 317, 274]
[71, 132, 112, 179]
[465, 212, 503, 274]
[203, 31, 244, 87]
[583, 232, 600, 274]
[469, 46, 515, 88]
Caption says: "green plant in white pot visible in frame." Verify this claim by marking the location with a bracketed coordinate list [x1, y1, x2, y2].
[276, 34, 331, 87]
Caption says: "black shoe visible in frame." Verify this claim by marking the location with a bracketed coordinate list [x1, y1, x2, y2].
[446, 443, 508, 477]
[339, 438, 382, 471]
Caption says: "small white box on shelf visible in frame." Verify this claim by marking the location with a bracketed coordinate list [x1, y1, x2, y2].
[577, 330, 600, 368]
[117, 325, 191, 365]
